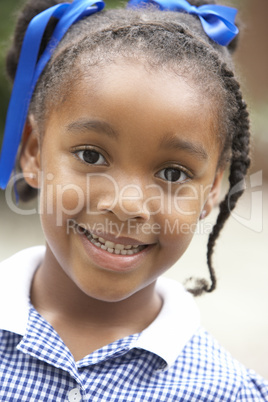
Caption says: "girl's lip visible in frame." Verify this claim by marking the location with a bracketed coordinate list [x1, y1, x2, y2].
[76, 223, 153, 246]
[79, 230, 155, 272]
[90, 231, 149, 246]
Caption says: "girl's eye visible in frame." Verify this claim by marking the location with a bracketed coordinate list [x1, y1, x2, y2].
[157, 167, 189, 183]
[75, 149, 107, 165]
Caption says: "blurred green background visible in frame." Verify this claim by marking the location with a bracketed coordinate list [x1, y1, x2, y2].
[0, 0, 268, 178]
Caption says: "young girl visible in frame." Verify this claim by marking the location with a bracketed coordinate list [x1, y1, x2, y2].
[0, 0, 267, 400]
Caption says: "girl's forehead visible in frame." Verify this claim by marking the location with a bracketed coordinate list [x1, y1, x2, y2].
[67, 59, 210, 114]
[44, 55, 223, 143]
[46, 60, 219, 158]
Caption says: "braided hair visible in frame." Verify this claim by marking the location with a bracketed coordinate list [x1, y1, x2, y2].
[6, 0, 251, 296]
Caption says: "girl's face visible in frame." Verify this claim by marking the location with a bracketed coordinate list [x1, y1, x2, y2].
[23, 61, 223, 302]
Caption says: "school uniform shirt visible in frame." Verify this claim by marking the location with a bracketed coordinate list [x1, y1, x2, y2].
[0, 247, 267, 401]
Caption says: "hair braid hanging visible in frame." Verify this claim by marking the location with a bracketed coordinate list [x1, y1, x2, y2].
[186, 62, 251, 297]
[205, 70, 250, 294]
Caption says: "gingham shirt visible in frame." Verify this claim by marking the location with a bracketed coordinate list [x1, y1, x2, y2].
[0, 248, 267, 401]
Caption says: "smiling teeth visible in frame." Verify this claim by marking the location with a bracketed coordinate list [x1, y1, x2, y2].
[86, 232, 145, 255]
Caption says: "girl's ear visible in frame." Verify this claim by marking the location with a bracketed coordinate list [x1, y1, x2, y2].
[20, 116, 41, 189]
[200, 170, 224, 219]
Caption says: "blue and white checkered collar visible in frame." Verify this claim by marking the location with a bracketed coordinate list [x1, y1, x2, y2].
[0, 246, 200, 370]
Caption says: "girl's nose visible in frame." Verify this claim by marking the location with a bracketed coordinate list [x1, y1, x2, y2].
[97, 183, 150, 222]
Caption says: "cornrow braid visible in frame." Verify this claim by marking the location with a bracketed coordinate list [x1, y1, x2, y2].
[5, 0, 251, 295]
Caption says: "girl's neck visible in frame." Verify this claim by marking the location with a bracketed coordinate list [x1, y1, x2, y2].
[30, 246, 162, 346]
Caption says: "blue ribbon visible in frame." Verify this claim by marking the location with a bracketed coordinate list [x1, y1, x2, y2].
[128, 0, 239, 46]
[0, 0, 105, 190]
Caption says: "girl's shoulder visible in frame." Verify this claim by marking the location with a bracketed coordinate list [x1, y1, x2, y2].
[0, 246, 45, 287]
[0, 247, 45, 335]
[178, 327, 268, 401]
[0, 246, 45, 272]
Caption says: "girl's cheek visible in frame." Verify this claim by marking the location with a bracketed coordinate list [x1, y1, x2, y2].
[39, 175, 117, 223]
[173, 182, 209, 215]
[38, 180, 85, 227]
[140, 184, 200, 217]
[156, 188, 203, 245]
[159, 209, 199, 244]
[160, 186, 202, 219]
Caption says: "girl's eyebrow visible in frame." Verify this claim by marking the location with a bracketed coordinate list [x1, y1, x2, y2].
[160, 134, 209, 161]
[66, 119, 118, 138]
[66, 120, 208, 159]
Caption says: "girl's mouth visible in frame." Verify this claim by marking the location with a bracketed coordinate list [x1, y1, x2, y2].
[76, 224, 153, 272]
[84, 230, 147, 255]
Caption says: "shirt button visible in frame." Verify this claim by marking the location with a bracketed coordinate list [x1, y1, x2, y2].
[68, 388, 82, 402]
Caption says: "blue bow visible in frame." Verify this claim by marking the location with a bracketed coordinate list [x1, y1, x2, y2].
[128, 0, 239, 46]
[0, 0, 105, 190]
